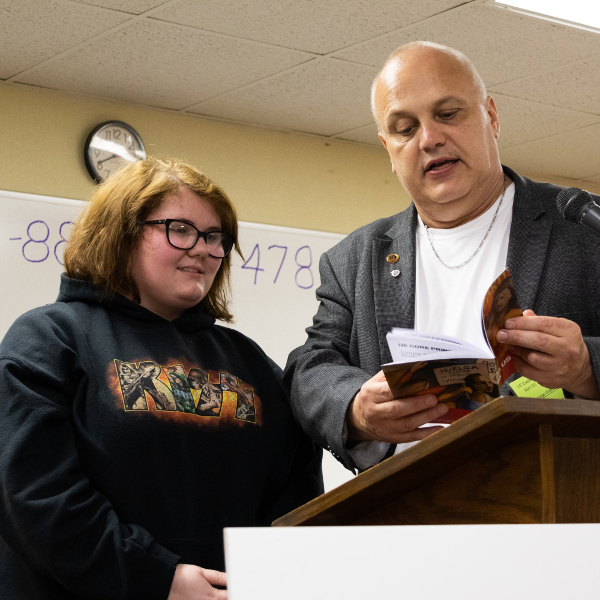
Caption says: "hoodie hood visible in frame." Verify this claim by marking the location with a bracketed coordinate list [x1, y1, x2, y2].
[56, 274, 215, 332]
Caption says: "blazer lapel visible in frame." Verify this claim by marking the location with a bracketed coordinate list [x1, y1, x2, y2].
[373, 205, 417, 364]
[505, 167, 553, 310]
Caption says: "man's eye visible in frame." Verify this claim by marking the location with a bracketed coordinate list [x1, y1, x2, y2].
[397, 125, 414, 136]
[440, 110, 457, 119]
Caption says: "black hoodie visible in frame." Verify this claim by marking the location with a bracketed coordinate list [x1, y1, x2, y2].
[0, 275, 323, 599]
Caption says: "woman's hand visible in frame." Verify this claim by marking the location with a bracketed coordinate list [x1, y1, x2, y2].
[167, 564, 227, 600]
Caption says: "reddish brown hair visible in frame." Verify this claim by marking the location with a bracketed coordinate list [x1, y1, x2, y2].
[64, 157, 241, 322]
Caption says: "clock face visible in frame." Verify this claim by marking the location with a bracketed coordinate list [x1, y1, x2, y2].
[84, 121, 146, 183]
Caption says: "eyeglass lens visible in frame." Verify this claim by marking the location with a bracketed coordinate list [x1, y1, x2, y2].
[167, 221, 233, 257]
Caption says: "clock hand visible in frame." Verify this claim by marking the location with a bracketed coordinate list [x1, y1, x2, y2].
[97, 154, 118, 168]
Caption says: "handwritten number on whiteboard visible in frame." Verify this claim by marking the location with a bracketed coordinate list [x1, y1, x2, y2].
[23, 221, 50, 263]
[267, 245, 288, 283]
[294, 246, 314, 289]
[241, 243, 264, 285]
[54, 221, 73, 266]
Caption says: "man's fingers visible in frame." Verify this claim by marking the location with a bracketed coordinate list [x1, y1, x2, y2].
[375, 397, 448, 431]
[385, 394, 438, 418]
[504, 314, 573, 336]
[498, 328, 552, 352]
[395, 401, 449, 432]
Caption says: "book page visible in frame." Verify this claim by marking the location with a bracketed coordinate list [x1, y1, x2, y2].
[386, 328, 492, 363]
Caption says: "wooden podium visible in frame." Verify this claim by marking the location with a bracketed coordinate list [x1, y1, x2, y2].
[274, 397, 600, 527]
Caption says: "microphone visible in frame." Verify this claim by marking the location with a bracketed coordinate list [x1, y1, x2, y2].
[556, 187, 600, 237]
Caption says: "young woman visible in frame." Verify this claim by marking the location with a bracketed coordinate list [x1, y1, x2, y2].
[0, 158, 323, 600]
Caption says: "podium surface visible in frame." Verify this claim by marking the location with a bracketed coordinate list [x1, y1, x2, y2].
[274, 397, 600, 527]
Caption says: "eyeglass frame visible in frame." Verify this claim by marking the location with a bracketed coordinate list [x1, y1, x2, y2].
[144, 219, 235, 258]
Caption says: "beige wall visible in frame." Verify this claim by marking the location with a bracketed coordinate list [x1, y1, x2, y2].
[1, 81, 598, 236]
[0, 82, 409, 235]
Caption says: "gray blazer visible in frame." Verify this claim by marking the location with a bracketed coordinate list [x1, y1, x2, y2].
[284, 166, 600, 470]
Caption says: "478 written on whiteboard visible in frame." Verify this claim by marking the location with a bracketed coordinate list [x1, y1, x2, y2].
[0, 191, 344, 367]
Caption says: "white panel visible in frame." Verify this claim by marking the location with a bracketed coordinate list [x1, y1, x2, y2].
[14, 20, 313, 109]
[0, 0, 127, 79]
[153, 0, 467, 54]
[491, 56, 600, 115]
[225, 524, 600, 600]
[493, 93, 600, 149]
[189, 58, 378, 136]
[332, 3, 600, 87]
[335, 122, 381, 146]
[70, 0, 166, 13]
[500, 123, 600, 180]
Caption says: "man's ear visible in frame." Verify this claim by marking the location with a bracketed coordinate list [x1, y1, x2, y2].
[486, 96, 500, 140]
[378, 133, 396, 174]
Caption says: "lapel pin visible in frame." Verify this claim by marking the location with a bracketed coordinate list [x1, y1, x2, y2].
[386, 254, 399, 263]
[391, 269, 400, 277]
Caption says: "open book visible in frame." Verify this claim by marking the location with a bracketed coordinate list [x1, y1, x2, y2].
[383, 268, 522, 423]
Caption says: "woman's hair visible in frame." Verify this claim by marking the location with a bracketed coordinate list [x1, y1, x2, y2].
[64, 157, 241, 322]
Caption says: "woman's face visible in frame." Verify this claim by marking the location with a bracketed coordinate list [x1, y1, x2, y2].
[130, 188, 223, 321]
[495, 288, 511, 312]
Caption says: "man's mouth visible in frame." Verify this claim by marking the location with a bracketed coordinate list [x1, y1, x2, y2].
[425, 159, 459, 173]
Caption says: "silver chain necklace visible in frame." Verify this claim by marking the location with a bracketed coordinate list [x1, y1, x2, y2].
[424, 176, 507, 270]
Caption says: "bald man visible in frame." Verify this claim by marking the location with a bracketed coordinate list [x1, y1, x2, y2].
[285, 42, 600, 472]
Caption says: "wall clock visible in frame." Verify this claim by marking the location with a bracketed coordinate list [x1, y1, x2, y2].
[84, 121, 146, 183]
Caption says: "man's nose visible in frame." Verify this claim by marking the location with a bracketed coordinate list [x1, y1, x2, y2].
[419, 120, 445, 151]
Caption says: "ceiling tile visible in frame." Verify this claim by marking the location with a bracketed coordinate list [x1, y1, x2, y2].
[14, 20, 313, 110]
[490, 57, 600, 116]
[152, 0, 465, 54]
[187, 59, 378, 136]
[500, 124, 600, 181]
[493, 94, 600, 150]
[0, 0, 128, 79]
[334, 123, 380, 145]
[332, 3, 600, 87]
[70, 0, 165, 13]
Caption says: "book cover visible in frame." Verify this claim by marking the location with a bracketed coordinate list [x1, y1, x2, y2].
[382, 268, 522, 423]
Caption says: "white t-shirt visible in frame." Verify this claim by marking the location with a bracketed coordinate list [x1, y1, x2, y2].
[415, 183, 515, 347]
[349, 184, 516, 470]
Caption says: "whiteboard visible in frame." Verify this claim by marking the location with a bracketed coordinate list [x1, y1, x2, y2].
[0, 189, 352, 492]
[0, 189, 344, 367]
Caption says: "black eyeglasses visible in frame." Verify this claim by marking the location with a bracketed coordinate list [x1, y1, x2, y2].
[145, 219, 234, 258]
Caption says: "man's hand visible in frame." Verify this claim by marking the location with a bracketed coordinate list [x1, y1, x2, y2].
[167, 564, 227, 600]
[346, 370, 449, 444]
[497, 309, 600, 398]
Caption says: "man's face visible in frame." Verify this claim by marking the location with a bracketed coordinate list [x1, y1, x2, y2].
[496, 288, 511, 312]
[473, 375, 493, 393]
[375, 48, 501, 222]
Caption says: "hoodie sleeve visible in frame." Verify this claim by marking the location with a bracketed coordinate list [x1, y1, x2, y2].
[0, 308, 179, 600]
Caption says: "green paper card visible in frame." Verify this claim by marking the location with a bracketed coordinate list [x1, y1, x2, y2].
[509, 376, 565, 399]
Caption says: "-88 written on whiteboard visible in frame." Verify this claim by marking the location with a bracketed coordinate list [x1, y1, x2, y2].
[9, 220, 74, 265]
